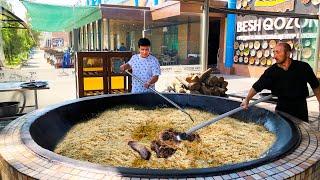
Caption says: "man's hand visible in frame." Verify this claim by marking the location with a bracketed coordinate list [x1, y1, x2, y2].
[120, 63, 131, 72]
[240, 99, 249, 110]
[144, 82, 151, 89]
[240, 88, 257, 110]
[313, 86, 320, 113]
[120, 64, 126, 72]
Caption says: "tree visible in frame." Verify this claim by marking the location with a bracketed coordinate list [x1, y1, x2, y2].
[0, 1, 38, 66]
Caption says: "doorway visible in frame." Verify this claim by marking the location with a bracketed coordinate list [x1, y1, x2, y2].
[208, 19, 220, 67]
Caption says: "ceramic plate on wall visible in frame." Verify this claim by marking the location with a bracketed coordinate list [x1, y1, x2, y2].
[262, 41, 268, 49]
[239, 56, 244, 63]
[302, 48, 312, 59]
[257, 50, 263, 58]
[255, 57, 260, 65]
[254, 41, 261, 50]
[249, 57, 255, 65]
[267, 58, 273, 66]
[304, 39, 311, 47]
[239, 42, 245, 50]
[244, 42, 249, 48]
[264, 49, 270, 57]
[249, 41, 254, 49]
[250, 49, 256, 56]
[244, 48, 250, 56]
[241, 0, 248, 7]
[244, 56, 249, 63]
[234, 55, 239, 62]
[269, 40, 277, 49]
[260, 57, 267, 66]
[234, 41, 239, 49]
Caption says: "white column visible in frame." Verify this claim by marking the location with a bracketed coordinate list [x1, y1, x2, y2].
[200, 0, 209, 71]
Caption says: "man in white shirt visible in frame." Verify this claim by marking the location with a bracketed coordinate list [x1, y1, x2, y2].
[120, 38, 161, 93]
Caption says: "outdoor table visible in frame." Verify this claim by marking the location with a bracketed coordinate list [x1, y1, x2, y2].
[0, 81, 49, 110]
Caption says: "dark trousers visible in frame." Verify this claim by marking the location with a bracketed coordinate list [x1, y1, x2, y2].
[276, 99, 308, 122]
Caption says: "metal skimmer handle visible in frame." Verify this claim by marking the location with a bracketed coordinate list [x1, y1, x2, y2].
[184, 94, 273, 135]
[125, 70, 194, 122]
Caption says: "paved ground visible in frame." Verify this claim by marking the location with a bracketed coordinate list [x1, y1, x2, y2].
[1, 49, 319, 130]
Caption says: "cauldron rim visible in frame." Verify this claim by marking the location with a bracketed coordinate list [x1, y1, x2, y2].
[20, 93, 301, 178]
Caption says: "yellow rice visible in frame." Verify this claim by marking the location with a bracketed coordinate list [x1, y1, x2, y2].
[54, 105, 275, 169]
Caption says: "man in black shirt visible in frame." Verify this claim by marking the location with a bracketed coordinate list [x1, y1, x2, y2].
[241, 42, 320, 122]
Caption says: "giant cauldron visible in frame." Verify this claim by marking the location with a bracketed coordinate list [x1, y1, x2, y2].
[21, 94, 300, 178]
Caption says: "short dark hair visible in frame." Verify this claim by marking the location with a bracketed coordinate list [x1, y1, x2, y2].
[138, 38, 151, 47]
[278, 42, 292, 52]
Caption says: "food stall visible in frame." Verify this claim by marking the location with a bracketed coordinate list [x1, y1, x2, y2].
[230, 0, 320, 77]
[76, 52, 132, 98]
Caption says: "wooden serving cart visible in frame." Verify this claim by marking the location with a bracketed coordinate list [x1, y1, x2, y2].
[76, 52, 132, 98]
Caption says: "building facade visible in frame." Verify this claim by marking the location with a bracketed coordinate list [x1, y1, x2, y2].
[74, 0, 227, 68]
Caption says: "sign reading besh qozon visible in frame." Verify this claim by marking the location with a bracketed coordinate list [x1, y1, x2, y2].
[236, 16, 319, 41]
[237, 18, 318, 32]
[235, 0, 319, 40]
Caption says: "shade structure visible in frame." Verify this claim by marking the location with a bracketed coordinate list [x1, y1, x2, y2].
[22, 1, 102, 32]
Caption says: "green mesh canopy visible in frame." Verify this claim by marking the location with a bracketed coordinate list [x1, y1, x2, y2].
[22, 1, 101, 32]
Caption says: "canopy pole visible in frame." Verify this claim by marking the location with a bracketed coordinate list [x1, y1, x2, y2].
[107, 19, 111, 50]
[314, 8, 320, 75]
[200, 0, 209, 72]
[143, 10, 146, 38]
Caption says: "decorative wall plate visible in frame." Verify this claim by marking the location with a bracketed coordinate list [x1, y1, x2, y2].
[250, 49, 256, 56]
[234, 41, 239, 49]
[257, 50, 263, 58]
[302, 48, 312, 59]
[234, 55, 239, 62]
[254, 41, 260, 50]
[262, 41, 268, 49]
[249, 57, 255, 65]
[249, 41, 254, 49]
[239, 42, 245, 50]
[260, 57, 267, 66]
[244, 56, 249, 63]
[269, 40, 277, 49]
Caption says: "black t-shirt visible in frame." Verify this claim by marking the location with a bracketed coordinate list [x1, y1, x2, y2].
[253, 60, 319, 100]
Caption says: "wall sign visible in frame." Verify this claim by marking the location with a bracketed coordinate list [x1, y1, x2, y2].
[52, 38, 64, 47]
[237, 18, 318, 33]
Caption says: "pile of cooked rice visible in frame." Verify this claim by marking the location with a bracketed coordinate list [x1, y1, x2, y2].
[54, 105, 276, 169]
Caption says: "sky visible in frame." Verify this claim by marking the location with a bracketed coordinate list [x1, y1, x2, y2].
[10, 0, 85, 21]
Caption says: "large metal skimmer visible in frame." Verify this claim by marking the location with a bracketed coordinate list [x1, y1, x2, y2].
[126, 70, 195, 122]
[176, 94, 273, 141]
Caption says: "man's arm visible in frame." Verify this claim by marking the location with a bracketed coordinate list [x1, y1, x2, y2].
[313, 86, 320, 111]
[120, 63, 131, 72]
[240, 88, 258, 109]
[144, 75, 159, 88]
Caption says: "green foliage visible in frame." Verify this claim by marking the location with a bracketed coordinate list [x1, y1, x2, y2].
[1, 4, 38, 66]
